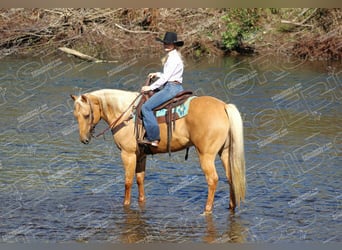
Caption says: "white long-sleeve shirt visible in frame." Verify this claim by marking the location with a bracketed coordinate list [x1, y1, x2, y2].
[149, 49, 184, 90]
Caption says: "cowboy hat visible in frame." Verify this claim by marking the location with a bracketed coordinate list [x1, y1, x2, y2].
[156, 32, 184, 47]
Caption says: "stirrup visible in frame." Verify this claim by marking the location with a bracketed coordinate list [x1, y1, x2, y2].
[138, 139, 159, 147]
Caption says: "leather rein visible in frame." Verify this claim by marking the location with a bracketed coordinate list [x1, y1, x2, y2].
[94, 78, 151, 138]
[95, 92, 142, 138]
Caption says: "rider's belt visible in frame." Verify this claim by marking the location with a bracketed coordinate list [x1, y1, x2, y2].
[170, 81, 181, 84]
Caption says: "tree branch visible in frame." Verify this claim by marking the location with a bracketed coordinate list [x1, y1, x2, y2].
[58, 47, 117, 63]
[114, 23, 158, 34]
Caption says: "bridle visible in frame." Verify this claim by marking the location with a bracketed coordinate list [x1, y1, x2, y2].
[88, 100, 96, 138]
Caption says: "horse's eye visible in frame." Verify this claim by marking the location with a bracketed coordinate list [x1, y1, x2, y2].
[84, 114, 90, 119]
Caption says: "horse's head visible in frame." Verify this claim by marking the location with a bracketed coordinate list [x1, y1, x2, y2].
[71, 94, 100, 144]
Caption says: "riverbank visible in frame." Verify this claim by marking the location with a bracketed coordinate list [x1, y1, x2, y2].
[0, 8, 341, 61]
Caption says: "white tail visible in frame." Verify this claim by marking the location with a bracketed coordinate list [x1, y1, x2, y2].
[225, 104, 246, 206]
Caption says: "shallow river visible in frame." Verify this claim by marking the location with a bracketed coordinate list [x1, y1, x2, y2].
[0, 52, 341, 243]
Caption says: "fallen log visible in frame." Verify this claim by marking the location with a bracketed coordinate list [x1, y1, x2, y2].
[58, 47, 117, 63]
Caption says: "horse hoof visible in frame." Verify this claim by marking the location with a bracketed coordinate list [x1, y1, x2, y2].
[200, 210, 212, 216]
[228, 205, 236, 213]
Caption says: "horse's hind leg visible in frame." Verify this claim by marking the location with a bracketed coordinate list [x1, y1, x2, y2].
[220, 148, 236, 211]
[198, 153, 219, 214]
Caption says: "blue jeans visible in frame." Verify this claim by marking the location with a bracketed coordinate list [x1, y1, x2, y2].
[141, 82, 184, 141]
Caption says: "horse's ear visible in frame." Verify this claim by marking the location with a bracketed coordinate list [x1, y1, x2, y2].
[70, 94, 77, 101]
[81, 95, 88, 103]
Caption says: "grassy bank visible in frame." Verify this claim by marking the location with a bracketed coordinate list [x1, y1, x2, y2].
[0, 8, 341, 61]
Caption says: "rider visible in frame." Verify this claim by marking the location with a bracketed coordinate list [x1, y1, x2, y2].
[140, 31, 184, 147]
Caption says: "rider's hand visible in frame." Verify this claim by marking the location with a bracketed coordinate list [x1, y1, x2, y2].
[148, 73, 157, 79]
[141, 85, 152, 93]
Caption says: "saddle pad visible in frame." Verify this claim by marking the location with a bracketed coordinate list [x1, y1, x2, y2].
[155, 96, 197, 118]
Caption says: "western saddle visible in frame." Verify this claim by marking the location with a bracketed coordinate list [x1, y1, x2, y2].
[135, 78, 194, 155]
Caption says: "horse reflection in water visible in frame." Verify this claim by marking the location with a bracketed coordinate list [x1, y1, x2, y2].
[71, 89, 246, 214]
[118, 207, 246, 243]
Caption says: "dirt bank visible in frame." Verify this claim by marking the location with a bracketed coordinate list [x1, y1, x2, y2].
[0, 8, 341, 61]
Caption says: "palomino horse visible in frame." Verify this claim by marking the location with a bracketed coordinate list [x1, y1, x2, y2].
[71, 89, 245, 213]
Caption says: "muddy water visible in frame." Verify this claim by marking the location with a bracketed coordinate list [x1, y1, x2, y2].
[0, 54, 341, 243]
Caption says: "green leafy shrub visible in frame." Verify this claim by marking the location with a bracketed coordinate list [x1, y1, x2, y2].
[221, 9, 260, 50]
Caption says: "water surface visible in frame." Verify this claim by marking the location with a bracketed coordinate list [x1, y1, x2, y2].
[0, 54, 341, 243]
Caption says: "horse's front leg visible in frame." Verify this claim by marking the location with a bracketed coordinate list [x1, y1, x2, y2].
[136, 153, 147, 203]
[121, 151, 137, 206]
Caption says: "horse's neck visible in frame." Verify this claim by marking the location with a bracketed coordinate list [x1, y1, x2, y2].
[91, 89, 138, 125]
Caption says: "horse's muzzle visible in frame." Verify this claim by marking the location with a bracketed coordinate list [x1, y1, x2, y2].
[81, 127, 94, 144]
[80, 135, 91, 144]
[81, 138, 90, 144]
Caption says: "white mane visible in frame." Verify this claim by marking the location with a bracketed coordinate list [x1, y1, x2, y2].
[87, 89, 140, 116]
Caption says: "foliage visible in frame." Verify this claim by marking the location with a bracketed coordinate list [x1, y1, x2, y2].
[221, 9, 260, 50]
[0, 8, 340, 60]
